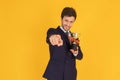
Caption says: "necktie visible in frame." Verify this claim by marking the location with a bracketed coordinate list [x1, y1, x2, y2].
[65, 31, 69, 36]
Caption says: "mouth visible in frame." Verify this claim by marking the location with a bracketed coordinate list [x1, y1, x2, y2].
[65, 26, 70, 30]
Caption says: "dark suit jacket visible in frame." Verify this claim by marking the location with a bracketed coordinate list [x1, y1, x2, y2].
[43, 26, 83, 80]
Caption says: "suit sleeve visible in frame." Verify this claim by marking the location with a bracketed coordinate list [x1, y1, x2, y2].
[46, 28, 58, 45]
[75, 45, 83, 60]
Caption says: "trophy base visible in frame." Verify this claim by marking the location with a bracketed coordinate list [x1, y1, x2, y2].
[71, 44, 78, 51]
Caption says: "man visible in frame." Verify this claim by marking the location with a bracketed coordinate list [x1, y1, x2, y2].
[43, 7, 83, 80]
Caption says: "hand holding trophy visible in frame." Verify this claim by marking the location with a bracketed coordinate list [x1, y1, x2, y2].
[68, 32, 79, 51]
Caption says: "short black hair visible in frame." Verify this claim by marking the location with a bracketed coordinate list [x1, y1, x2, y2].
[61, 7, 77, 20]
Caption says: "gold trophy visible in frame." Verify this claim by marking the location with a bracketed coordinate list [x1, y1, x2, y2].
[68, 32, 79, 51]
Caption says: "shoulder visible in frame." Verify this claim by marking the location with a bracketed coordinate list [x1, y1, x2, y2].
[47, 27, 60, 34]
[47, 28, 56, 33]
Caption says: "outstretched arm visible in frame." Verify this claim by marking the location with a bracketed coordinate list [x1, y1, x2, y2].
[46, 28, 63, 46]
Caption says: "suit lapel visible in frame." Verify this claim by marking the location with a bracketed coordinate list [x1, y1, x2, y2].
[56, 26, 70, 45]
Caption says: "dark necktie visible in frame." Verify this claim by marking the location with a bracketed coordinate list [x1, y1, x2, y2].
[65, 31, 69, 36]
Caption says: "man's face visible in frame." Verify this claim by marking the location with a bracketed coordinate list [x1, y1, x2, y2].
[61, 16, 75, 31]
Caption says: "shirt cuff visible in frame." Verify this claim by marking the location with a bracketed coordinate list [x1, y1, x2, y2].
[73, 53, 78, 56]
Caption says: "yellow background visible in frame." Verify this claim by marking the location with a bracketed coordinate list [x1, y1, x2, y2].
[0, 0, 120, 80]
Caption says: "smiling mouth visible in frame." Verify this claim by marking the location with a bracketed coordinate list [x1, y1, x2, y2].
[65, 27, 70, 31]
[66, 26, 70, 29]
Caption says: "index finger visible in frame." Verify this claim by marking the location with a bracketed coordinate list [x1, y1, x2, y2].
[56, 35, 61, 39]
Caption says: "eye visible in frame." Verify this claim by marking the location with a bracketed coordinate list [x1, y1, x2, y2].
[70, 21, 73, 23]
[65, 19, 68, 22]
